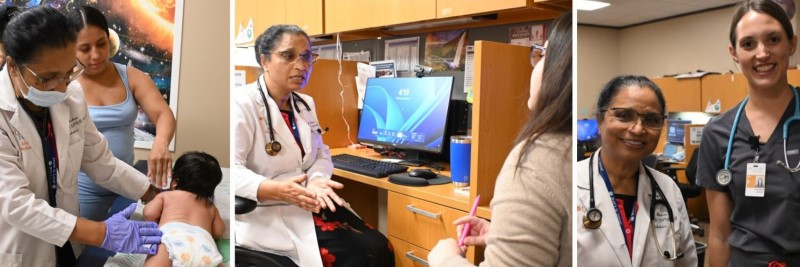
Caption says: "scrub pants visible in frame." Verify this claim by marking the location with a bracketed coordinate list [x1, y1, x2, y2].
[729, 247, 800, 266]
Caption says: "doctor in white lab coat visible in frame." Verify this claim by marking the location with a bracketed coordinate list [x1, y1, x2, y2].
[234, 25, 393, 267]
[0, 6, 161, 266]
[576, 150, 697, 267]
[575, 76, 697, 267]
[233, 75, 332, 266]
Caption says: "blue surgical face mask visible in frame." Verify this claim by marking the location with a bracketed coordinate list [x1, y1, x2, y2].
[18, 72, 68, 107]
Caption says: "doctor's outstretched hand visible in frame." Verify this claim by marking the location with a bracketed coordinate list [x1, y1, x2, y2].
[101, 203, 162, 254]
[308, 178, 345, 212]
[274, 174, 319, 212]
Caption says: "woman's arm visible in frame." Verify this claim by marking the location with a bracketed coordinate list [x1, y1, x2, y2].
[706, 189, 733, 267]
[127, 66, 176, 188]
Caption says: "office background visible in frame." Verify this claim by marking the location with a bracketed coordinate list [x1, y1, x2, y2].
[578, 4, 800, 119]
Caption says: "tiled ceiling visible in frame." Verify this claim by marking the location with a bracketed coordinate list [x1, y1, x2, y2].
[578, 0, 740, 28]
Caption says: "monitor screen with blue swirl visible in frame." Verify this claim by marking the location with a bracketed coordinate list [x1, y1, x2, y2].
[358, 77, 454, 153]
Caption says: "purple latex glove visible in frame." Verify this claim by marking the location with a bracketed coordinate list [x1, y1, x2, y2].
[101, 203, 162, 254]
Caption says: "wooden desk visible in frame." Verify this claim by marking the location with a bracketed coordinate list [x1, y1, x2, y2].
[330, 147, 489, 265]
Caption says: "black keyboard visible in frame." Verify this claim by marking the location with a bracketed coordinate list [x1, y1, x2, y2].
[331, 154, 408, 178]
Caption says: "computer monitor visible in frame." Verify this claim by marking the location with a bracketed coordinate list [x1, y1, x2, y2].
[358, 76, 454, 158]
[666, 119, 692, 144]
[577, 119, 599, 142]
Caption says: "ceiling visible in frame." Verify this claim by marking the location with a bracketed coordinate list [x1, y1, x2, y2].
[578, 0, 740, 28]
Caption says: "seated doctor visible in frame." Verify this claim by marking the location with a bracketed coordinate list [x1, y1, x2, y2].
[0, 6, 163, 266]
[576, 75, 697, 266]
[428, 11, 573, 267]
[233, 24, 393, 267]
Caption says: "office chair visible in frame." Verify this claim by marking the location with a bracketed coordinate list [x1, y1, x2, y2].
[234, 196, 298, 267]
[662, 149, 705, 237]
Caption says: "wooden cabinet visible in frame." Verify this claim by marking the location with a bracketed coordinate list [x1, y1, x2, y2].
[389, 236, 431, 267]
[652, 77, 702, 112]
[700, 73, 748, 114]
[436, 0, 528, 18]
[325, 0, 375, 33]
[286, 0, 324, 35]
[234, 0, 256, 36]
[374, 0, 436, 27]
[253, 1, 286, 38]
[387, 192, 477, 264]
[789, 69, 800, 86]
[235, 0, 323, 38]
[470, 41, 532, 207]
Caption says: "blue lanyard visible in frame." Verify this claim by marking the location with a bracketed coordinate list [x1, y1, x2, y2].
[597, 154, 637, 253]
[39, 117, 58, 207]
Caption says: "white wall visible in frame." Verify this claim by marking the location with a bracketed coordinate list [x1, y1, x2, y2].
[577, 26, 619, 119]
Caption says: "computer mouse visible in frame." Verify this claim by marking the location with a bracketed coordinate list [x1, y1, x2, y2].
[408, 169, 438, 179]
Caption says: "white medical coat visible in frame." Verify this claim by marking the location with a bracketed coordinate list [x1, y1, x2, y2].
[233, 78, 332, 267]
[576, 149, 698, 267]
[0, 69, 150, 266]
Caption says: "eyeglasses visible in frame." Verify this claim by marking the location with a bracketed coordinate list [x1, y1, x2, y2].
[602, 107, 666, 130]
[271, 51, 319, 65]
[21, 61, 85, 88]
[531, 43, 546, 67]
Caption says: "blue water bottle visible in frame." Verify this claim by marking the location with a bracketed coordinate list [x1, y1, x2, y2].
[450, 136, 471, 188]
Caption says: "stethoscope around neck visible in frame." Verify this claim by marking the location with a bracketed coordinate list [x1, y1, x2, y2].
[716, 86, 800, 185]
[256, 75, 311, 156]
[583, 152, 683, 261]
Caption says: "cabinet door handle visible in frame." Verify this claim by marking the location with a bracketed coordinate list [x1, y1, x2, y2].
[405, 251, 430, 266]
[406, 205, 442, 219]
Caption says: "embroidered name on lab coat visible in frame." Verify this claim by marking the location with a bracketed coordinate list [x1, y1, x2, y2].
[69, 116, 82, 135]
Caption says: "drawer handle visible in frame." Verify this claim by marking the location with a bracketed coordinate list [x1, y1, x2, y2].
[406, 205, 442, 219]
[405, 251, 430, 266]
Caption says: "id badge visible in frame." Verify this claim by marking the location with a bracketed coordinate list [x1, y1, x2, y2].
[745, 163, 766, 197]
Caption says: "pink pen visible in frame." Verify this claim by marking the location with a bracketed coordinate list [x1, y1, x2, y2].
[458, 195, 481, 247]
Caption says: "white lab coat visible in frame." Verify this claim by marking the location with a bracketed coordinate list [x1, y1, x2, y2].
[233, 77, 332, 267]
[576, 149, 697, 267]
[0, 68, 150, 266]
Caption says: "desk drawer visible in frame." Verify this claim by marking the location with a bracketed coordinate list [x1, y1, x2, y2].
[387, 191, 467, 250]
[389, 236, 431, 267]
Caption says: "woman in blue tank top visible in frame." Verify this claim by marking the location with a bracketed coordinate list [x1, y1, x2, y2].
[67, 6, 176, 222]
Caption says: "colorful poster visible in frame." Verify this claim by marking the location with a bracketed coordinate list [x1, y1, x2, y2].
[16, 0, 183, 150]
[424, 29, 468, 71]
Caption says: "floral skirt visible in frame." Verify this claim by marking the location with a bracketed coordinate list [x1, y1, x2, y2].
[313, 202, 395, 267]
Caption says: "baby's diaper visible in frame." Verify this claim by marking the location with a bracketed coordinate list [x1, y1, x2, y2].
[161, 222, 222, 267]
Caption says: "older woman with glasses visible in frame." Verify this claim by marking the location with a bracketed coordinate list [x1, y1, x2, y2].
[576, 76, 697, 266]
[233, 24, 393, 267]
[0, 6, 163, 266]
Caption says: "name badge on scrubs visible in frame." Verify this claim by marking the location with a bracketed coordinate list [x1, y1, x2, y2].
[745, 163, 766, 197]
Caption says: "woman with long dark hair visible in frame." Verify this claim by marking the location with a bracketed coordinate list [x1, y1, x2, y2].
[428, 11, 573, 267]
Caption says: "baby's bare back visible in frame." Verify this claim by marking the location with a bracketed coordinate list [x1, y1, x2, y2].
[158, 190, 218, 233]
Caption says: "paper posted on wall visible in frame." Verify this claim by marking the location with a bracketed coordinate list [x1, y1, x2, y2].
[356, 63, 377, 109]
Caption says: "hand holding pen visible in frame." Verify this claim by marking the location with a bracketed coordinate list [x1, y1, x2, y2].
[458, 195, 490, 247]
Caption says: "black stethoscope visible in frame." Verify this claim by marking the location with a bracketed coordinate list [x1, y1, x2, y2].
[584, 152, 683, 261]
[256, 76, 311, 156]
[716, 86, 800, 185]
